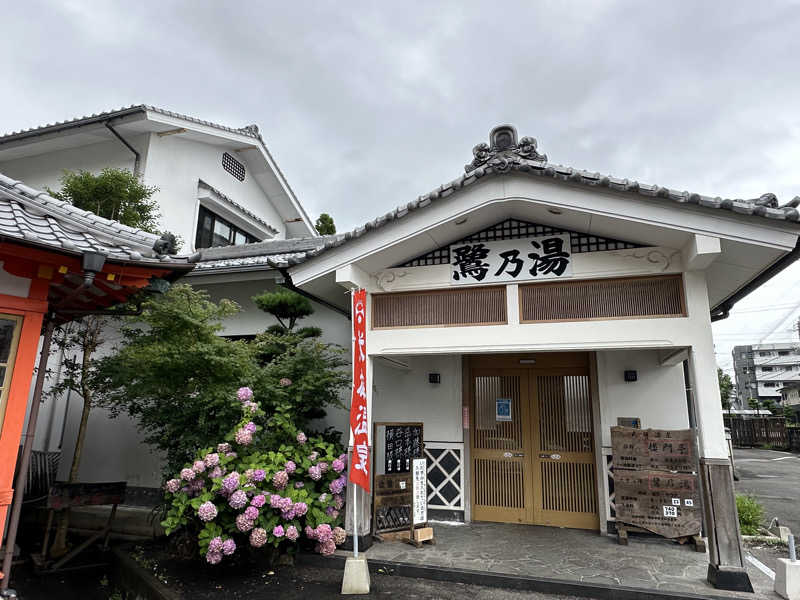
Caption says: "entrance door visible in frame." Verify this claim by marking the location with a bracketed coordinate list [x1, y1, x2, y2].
[469, 354, 599, 530]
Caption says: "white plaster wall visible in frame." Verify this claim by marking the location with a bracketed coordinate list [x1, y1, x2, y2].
[595, 350, 689, 447]
[0, 138, 142, 192]
[143, 135, 287, 250]
[371, 355, 463, 443]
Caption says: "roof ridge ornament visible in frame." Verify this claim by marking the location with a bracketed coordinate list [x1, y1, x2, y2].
[465, 125, 547, 173]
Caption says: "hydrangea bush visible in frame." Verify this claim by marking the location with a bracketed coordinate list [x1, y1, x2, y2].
[161, 385, 347, 563]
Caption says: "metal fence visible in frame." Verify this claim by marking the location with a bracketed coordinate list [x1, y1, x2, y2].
[724, 417, 788, 449]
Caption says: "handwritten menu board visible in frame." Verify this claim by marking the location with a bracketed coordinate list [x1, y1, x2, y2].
[610, 426, 695, 473]
[611, 426, 701, 539]
[614, 469, 701, 538]
[385, 425, 423, 474]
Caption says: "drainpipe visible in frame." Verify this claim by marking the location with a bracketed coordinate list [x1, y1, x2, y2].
[277, 268, 351, 319]
[105, 121, 141, 177]
[1, 318, 55, 594]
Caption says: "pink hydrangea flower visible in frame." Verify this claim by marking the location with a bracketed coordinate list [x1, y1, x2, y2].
[217, 443, 231, 453]
[319, 493, 328, 503]
[252, 469, 266, 482]
[208, 536, 223, 553]
[236, 513, 255, 532]
[334, 494, 344, 509]
[235, 428, 253, 445]
[333, 526, 346, 545]
[309, 451, 319, 461]
[296, 432, 307, 444]
[279, 378, 292, 387]
[305, 525, 315, 539]
[244, 421, 257, 433]
[286, 525, 299, 541]
[251, 494, 266, 508]
[206, 550, 222, 564]
[279, 497, 293, 511]
[317, 539, 336, 556]
[180, 468, 195, 481]
[326, 507, 339, 518]
[165, 479, 181, 493]
[244, 506, 259, 520]
[208, 466, 223, 479]
[281, 508, 296, 520]
[204, 452, 220, 468]
[285, 460, 296, 474]
[270, 494, 282, 508]
[332, 458, 345, 473]
[192, 460, 206, 473]
[198, 501, 217, 522]
[294, 482, 304, 489]
[229, 490, 248, 509]
[222, 538, 236, 555]
[272, 470, 289, 490]
[226, 451, 237, 459]
[315, 524, 333, 542]
[293, 501, 308, 516]
[338, 453, 347, 463]
[308, 465, 322, 481]
[237, 387, 253, 401]
[242, 400, 258, 414]
[318, 462, 329, 473]
[250, 527, 267, 548]
[273, 525, 285, 538]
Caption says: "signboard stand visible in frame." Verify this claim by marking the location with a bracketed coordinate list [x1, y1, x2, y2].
[407, 457, 435, 548]
[610, 426, 704, 552]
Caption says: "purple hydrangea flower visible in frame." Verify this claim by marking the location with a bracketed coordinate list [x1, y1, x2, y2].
[270, 494, 282, 508]
[318, 462, 329, 473]
[279, 378, 292, 387]
[284, 461, 296, 474]
[315, 523, 333, 542]
[333, 526, 347, 545]
[296, 432, 307, 444]
[180, 468, 195, 481]
[222, 538, 236, 555]
[237, 387, 253, 401]
[244, 506, 259, 520]
[308, 451, 319, 462]
[338, 453, 347, 463]
[334, 494, 344, 510]
[217, 443, 232, 453]
[236, 513, 255, 532]
[304, 525, 315, 539]
[332, 458, 345, 473]
[293, 501, 308, 516]
[317, 539, 336, 556]
[244, 421, 257, 433]
[272, 470, 289, 490]
[329, 476, 346, 495]
[204, 452, 220, 468]
[251, 494, 266, 508]
[208, 466, 223, 479]
[273, 525, 285, 538]
[250, 527, 267, 548]
[234, 428, 253, 445]
[198, 501, 217, 522]
[308, 465, 322, 481]
[252, 469, 266, 482]
[188, 479, 205, 495]
[286, 525, 299, 541]
[192, 460, 206, 473]
[208, 536, 223, 553]
[326, 507, 339, 518]
[206, 550, 222, 564]
[279, 497, 293, 511]
[222, 472, 240, 493]
[165, 479, 181, 493]
[294, 481, 304, 489]
[229, 490, 248, 509]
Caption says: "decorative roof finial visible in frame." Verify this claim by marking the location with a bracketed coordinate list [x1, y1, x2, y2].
[465, 125, 547, 173]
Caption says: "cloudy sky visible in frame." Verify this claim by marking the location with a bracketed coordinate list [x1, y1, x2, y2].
[3, 1, 800, 372]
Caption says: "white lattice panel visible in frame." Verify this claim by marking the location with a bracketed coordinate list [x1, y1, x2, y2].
[424, 442, 464, 510]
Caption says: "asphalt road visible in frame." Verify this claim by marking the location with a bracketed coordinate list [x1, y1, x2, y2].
[733, 447, 800, 534]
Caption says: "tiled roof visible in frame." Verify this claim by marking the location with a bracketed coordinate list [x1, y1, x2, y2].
[198, 180, 279, 236]
[0, 105, 261, 141]
[192, 237, 325, 272]
[196, 124, 800, 274]
[0, 172, 193, 266]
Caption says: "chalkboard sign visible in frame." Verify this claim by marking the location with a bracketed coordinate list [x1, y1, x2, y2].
[385, 424, 424, 473]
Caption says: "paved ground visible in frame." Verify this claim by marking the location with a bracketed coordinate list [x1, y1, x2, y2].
[733, 447, 800, 534]
[356, 521, 774, 599]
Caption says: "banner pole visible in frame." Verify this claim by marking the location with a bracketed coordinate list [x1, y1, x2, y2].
[350, 287, 359, 559]
[353, 484, 359, 558]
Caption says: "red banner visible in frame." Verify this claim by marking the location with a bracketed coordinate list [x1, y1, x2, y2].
[348, 289, 370, 492]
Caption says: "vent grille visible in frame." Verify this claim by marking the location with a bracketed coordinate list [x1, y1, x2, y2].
[400, 218, 640, 267]
[222, 152, 246, 181]
[520, 275, 685, 322]
[372, 287, 507, 329]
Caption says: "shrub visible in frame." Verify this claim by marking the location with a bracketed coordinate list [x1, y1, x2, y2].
[161, 385, 347, 563]
[736, 494, 764, 535]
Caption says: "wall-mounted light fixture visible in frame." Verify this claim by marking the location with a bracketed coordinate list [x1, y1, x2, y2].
[624, 370, 638, 382]
[428, 373, 441, 384]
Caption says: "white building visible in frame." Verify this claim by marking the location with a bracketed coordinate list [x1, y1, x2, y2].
[5, 117, 800, 592]
[732, 342, 800, 406]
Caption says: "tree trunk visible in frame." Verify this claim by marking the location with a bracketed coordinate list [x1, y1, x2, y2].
[49, 319, 100, 558]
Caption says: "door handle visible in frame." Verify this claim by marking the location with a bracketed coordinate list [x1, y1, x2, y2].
[539, 453, 562, 460]
[502, 452, 525, 458]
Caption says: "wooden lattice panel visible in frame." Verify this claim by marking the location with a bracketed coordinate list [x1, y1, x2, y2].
[372, 286, 507, 329]
[473, 459, 525, 509]
[519, 274, 686, 323]
[541, 461, 597, 514]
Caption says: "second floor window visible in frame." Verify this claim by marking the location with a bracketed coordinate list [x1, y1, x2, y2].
[196, 206, 258, 249]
